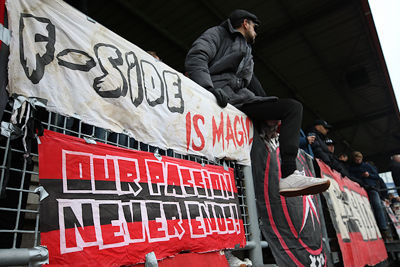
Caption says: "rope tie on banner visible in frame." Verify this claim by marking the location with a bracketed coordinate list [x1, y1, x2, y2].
[10, 101, 20, 125]
[21, 103, 31, 157]
[0, 22, 10, 46]
[154, 148, 162, 161]
[223, 160, 228, 171]
[19, 101, 27, 124]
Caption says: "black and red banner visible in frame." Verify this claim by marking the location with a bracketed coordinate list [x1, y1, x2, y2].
[251, 134, 328, 266]
[39, 130, 245, 266]
[318, 159, 387, 267]
[383, 201, 400, 239]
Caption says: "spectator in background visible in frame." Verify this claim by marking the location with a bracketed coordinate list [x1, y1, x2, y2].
[308, 120, 332, 166]
[147, 51, 161, 61]
[367, 160, 389, 199]
[325, 138, 335, 154]
[338, 153, 349, 171]
[299, 129, 314, 157]
[390, 154, 400, 196]
[338, 153, 348, 162]
[324, 139, 353, 179]
[349, 151, 391, 239]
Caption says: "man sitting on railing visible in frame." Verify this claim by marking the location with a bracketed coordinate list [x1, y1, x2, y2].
[185, 9, 330, 197]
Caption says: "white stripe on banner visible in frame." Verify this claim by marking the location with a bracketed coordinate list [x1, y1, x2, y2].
[0, 23, 10, 46]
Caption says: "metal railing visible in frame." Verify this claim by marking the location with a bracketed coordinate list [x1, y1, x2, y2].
[0, 103, 265, 266]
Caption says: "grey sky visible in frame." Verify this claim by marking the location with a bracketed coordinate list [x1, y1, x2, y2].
[369, 0, 400, 111]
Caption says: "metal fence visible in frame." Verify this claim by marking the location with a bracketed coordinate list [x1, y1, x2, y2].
[0, 103, 265, 266]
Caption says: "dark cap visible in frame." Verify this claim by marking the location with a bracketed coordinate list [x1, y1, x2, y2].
[325, 138, 335, 146]
[314, 119, 332, 129]
[229, 9, 260, 26]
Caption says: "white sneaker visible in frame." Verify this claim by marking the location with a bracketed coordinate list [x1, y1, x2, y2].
[279, 170, 330, 197]
[226, 251, 251, 267]
[243, 258, 252, 266]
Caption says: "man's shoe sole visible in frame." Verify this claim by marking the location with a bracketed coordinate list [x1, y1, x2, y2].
[279, 179, 331, 197]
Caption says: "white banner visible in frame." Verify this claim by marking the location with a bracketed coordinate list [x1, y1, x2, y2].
[6, 0, 253, 165]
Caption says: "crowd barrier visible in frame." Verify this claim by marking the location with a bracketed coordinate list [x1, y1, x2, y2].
[0, 105, 393, 267]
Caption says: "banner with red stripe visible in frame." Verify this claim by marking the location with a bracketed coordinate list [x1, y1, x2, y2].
[39, 130, 245, 266]
[318, 159, 387, 266]
[251, 134, 328, 266]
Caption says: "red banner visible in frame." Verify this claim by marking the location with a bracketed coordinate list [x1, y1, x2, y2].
[317, 159, 387, 266]
[39, 130, 245, 266]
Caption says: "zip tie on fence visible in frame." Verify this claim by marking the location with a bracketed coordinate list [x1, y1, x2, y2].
[223, 161, 229, 171]
[27, 97, 47, 108]
[34, 186, 49, 201]
[21, 104, 31, 156]
[10, 96, 29, 124]
[14, 95, 47, 109]
[145, 251, 158, 267]
[10, 95, 47, 116]
[154, 149, 162, 161]
[18, 101, 27, 124]
[35, 134, 41, 145]
[83, 136, 97, 144]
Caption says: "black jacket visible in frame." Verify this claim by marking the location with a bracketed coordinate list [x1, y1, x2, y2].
[185, 19, 277, 108]
[349, 162, 388, 198]
[349, 162, 381, 187]
[308, 129, 331, 165]
[308, 129, 352, 179]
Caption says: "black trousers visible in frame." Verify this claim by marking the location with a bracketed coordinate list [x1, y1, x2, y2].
[240, 98, 303, 177]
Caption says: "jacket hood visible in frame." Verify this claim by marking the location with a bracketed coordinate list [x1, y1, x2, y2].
[220, 19, 243, 36]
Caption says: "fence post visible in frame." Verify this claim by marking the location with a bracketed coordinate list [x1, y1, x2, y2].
[0, 247, 48, 266]
[243, 165, 263, 267]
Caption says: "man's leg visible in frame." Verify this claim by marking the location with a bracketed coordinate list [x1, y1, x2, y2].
[240, 99, 301, 177]
[240, 98, 330, 197]
[368, 190, 388, 231]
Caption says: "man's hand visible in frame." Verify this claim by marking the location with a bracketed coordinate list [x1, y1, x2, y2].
[212, 88, 229, 108]
[362, 171, 370, 177]
[307, 135, 316, 144]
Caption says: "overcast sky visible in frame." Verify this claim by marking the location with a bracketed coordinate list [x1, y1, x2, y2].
[368, 0, 400, 110]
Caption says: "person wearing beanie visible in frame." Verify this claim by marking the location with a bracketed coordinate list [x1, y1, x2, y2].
[308, 120, 333, 165]
[185, 9, 330, 197]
